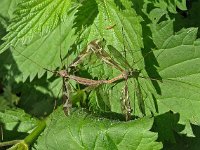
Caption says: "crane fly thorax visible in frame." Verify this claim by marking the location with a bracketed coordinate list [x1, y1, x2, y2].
[128, 69, 140, 77]
[58, 70, 68, 77]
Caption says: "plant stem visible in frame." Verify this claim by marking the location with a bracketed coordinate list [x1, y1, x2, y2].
[24, 120, 46, 146]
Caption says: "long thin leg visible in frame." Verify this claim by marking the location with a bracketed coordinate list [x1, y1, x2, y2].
[62, 78, 72, 116]
[120, 71, 132, 121]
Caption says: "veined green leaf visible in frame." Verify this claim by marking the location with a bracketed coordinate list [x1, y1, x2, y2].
[34, 107, 162, 150]
[149, 20, 200, 136]
[10, 10, 77, 82]
[0, 0, 72, 53]
[82, 7, 200, 137]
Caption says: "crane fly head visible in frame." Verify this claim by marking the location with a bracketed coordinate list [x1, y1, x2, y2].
[58, 70, 68, 77]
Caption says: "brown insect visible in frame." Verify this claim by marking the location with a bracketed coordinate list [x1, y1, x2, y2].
[73, 40, 142, 120]
[12, 39, 133, 116]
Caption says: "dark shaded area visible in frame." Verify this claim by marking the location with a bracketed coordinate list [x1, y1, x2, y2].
[163, 125, 200, 150]
[114, 0, 126, 10]
[14, 76, 62, 117]
[0, 47, 59, 117]
[152, 112, 184, 143]
[73, 0, 98, 34]
[131, 1, 162, 95]
[172, 0, 200, 37]
[0, 82, 3, 94]
[176, 0, 192, 18]
[0, 18, 20, 110]
[152, 111, 200, 150]
[0, 18, 62, 117]
[0, 121, 28, 142]
[152, 94, 159, 113]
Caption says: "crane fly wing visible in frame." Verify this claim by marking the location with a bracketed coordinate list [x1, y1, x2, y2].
[107, 45, 132, 70]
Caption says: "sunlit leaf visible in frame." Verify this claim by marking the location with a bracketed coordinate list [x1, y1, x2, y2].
[34, 108, 162, 150]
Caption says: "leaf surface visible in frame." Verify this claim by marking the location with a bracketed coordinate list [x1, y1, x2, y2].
[149, 20, 200, 135]
[0, 0, 72, 52]
[34, 108, 162, 150]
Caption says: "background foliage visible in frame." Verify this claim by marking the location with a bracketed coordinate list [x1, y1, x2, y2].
[0, 0, 200, 150]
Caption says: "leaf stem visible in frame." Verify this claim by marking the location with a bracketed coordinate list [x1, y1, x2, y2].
[24, 120, 46, 146]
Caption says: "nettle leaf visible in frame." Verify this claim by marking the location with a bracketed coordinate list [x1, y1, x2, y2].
[34, 108, 162, 150]
[0, 0, 78, 84]
[77, 2, 200, 137]
[10, 9, 77, 82]
[0, 109, 37, 140]
[0, 0, 18, 20]
[149, 20, 200, 135]
[0, 0, 72, 52]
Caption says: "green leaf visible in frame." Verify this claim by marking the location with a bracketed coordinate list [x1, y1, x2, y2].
[147, 20, 200, 135]
[0, 0, 18, 20]
[0, 0, 72, 52]
[88, 7, 200, 135]
[83, 6, 200, 137]
[9, 10, 77, 82]
[1, 0, 200, 143]
[0, 110, 46, 149]
[89, 86, 111, 112]
[0, 109, 37, 141]
[34, 107, 162, 150]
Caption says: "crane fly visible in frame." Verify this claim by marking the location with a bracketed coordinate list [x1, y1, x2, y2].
[81, 36, 165, 120]
[108, 45, 153, 119]
[71, 39, 143, 120]
[11, 38, 133, 116]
